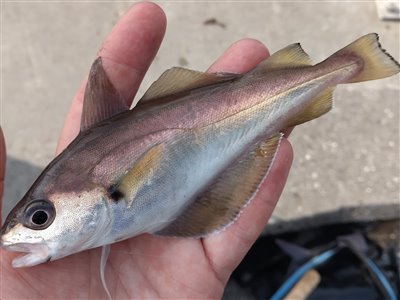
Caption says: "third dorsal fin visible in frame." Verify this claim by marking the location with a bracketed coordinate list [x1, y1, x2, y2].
[139, 67, 240, 103]
[252, 43, 312, 74]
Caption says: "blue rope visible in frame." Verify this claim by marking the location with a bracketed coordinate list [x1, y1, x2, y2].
[270, 246, 398, 300]
[270, 248, 338, 300]
[365, 256, 397, 300]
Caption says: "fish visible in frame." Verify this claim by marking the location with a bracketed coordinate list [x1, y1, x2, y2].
[1, 33, 399, 279]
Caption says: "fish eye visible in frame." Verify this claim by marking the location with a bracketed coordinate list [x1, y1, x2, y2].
[23, 200, 55, 230]
[31, 210, 48, 225]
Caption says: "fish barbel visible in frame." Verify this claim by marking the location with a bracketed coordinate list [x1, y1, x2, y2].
[1, 34, 399, 272]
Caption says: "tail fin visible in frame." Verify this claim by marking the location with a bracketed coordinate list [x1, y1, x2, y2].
[334, 33, 400, 83]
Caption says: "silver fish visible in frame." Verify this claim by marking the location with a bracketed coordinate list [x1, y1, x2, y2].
[1, 33, 399, 272]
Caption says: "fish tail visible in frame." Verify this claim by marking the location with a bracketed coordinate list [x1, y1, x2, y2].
[283, 34, 399, 128]
[332, 33, 400, 83]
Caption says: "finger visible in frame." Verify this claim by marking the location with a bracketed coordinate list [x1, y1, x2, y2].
[98, 2, 166, 103]
[0, 127, 5, 223]
[284, 126, 295, 137]
[203, 140, 293, 281]
[207, 38, 269, 73]
[57, 2, 166, 153]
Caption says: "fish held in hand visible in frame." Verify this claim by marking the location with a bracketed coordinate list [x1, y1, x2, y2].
[1, 33, 399, 268]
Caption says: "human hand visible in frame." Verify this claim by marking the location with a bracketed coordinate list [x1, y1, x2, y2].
[0, 129, 5, 221]
[0, 2, 292, 299]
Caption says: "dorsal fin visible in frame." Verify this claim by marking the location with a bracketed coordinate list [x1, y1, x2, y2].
[155, 133, 282, 237]
[140, 67, 240, 103]
[252, 43, 312, 74]
[81, 57, 129, 131]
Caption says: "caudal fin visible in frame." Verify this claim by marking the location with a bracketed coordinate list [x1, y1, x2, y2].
[286, 34, 399, 128]
[334, 33, 400, 83]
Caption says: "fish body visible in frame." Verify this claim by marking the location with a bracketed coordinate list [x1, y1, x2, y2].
[1, 33, 399, 268]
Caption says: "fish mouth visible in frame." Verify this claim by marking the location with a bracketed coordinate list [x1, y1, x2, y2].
[1, 241, 51, 267]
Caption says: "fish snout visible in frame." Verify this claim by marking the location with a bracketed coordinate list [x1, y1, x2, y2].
[0, 226, 19, 249]
[0, 234, 9, 248]
[0, 217, 18, 237]
[0, 239, 51, 267]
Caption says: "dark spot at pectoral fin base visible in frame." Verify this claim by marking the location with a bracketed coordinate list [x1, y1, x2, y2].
[81, 57, 129, 131]
[155, 133, 283, 237]
[107, 185, 124, 202]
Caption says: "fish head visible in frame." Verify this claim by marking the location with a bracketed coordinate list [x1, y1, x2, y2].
[1, 178, 112, 268]
[0, 57, 134, 268]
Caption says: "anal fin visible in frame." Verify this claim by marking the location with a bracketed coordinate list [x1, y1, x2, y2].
[287, 87, 334, 127]
[155, 133, 283, 237]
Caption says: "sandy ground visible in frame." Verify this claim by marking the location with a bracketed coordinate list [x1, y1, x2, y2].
[1, 2, 399, 226]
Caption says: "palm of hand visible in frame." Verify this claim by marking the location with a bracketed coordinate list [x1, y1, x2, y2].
[1, 235, 223, 298]
[0, 3, 292, 299]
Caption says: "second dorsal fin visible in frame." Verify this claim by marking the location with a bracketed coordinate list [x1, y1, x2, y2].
[140, 67, 240, 103]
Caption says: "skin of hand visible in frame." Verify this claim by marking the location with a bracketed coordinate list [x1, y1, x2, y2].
[0, 2, 293, 299]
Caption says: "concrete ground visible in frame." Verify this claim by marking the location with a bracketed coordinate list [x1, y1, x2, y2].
[1, 2, 399, 227]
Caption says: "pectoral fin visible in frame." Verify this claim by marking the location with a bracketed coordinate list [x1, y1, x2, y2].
[155, 133, 283, 237]
[108, 144, 164, 207]
[81, 57, 129, 131]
